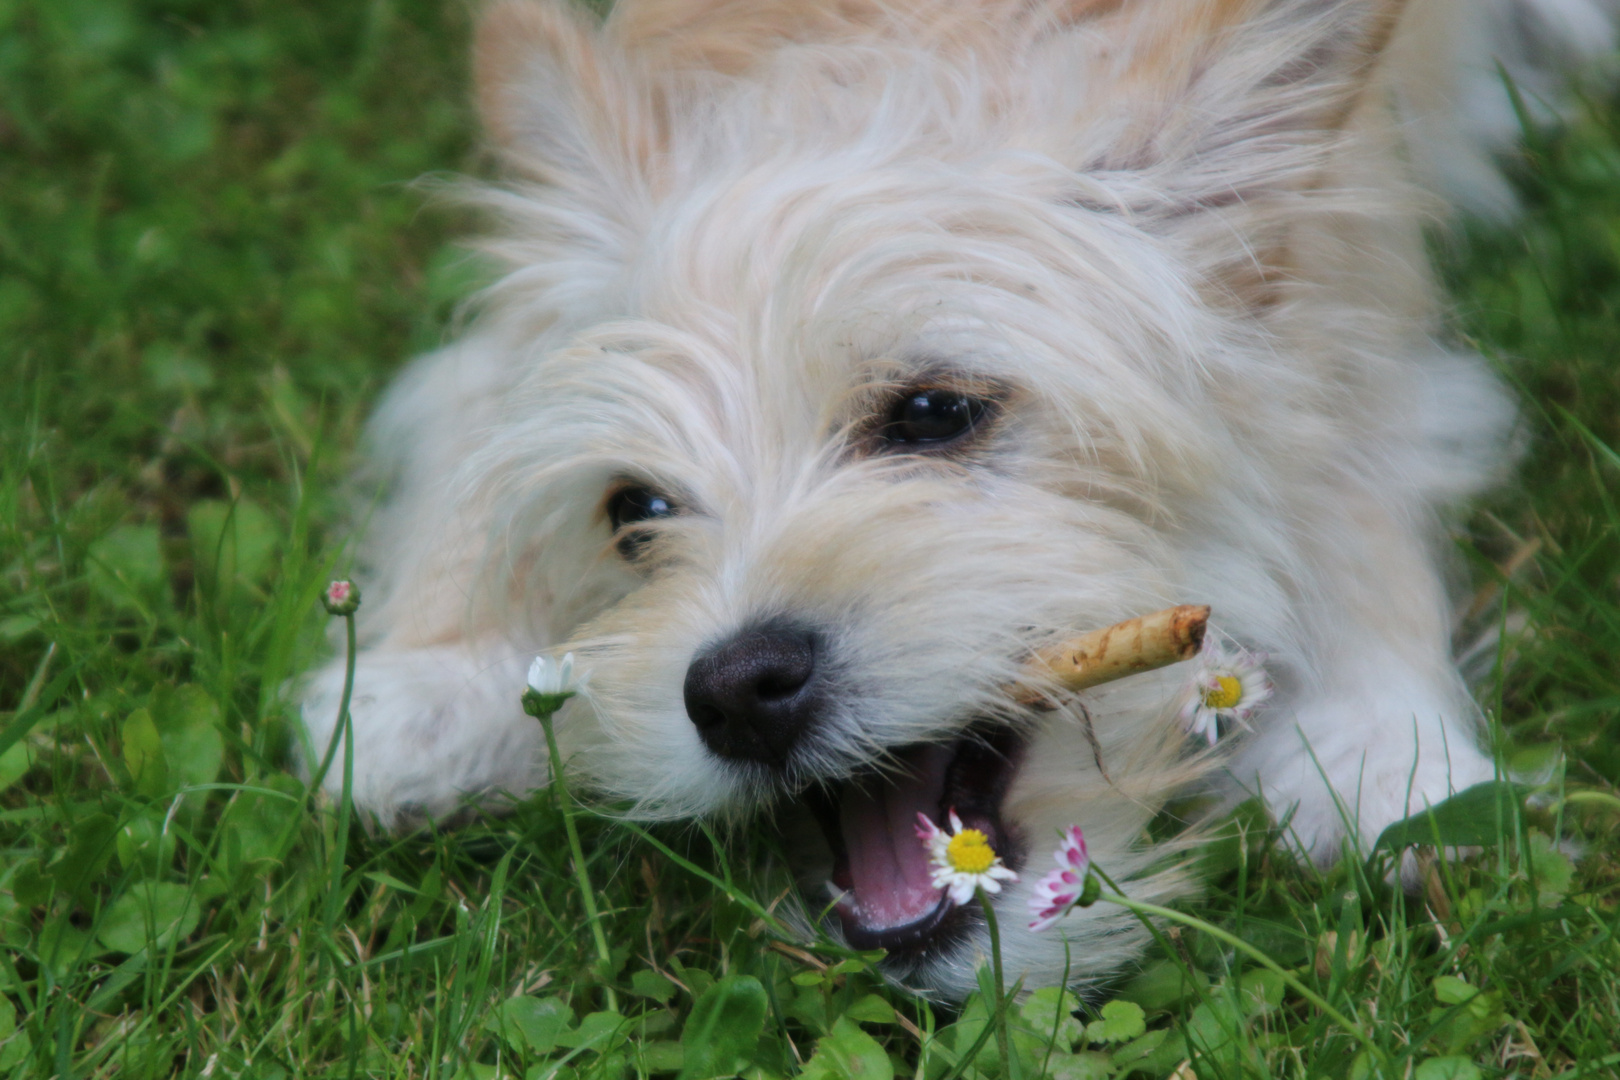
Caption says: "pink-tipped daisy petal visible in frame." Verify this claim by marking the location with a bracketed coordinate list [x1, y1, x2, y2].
[1027, 824, 1094, 932]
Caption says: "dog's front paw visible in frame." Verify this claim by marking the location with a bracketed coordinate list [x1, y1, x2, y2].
[296, 646, 545, 829]
[1238, 680, 1496, 869]
[1282, 743, 1494, 867]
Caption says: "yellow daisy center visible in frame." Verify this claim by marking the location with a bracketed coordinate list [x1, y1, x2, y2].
[1202, 674, 1243, 710]
[945, 829, 995, 874]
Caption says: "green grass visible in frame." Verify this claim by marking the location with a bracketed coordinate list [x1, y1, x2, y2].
[3, 1, 1619, 1077]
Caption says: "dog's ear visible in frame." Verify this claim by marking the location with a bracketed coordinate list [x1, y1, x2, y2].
[1075, 0, 1411, 307]
[475, 0, 659, 189]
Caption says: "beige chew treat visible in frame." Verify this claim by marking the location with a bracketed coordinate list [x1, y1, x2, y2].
[1014, 604, 1210, 705]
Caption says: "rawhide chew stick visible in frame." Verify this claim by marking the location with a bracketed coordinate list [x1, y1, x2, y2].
[1014, 604, 1210, 706]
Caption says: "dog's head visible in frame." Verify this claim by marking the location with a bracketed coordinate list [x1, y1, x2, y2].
[458, 0, 1410, 997]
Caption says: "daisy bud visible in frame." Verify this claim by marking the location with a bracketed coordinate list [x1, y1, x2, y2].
[321, 579, 361, 616]
[522, 652, 584, 719]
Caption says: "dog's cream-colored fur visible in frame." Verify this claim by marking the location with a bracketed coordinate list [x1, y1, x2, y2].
[299, 0, 1614, 998]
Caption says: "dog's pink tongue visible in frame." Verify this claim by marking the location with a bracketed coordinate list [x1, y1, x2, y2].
[838, 745, 953, 929]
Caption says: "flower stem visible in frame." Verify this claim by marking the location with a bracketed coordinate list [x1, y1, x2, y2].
[1559, 790, 1620, 815]
[977, 889, 1018, 1080]
[536, 709, 618, 1013]
[1090, 872, 1386, 1068]
[323, 611, 358, 928]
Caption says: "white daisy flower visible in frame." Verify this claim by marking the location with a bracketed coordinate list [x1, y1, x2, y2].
[1028, 825, 1096, 932]
[915, 809, 1018, 907]
[1178, 636, 1272, 746]
[523, 652, 585, 719]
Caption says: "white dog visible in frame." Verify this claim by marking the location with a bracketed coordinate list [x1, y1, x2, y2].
[299, 0, 1613, 998]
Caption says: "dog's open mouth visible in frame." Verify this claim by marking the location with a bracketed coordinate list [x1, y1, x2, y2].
[806, 728, 1026, 952]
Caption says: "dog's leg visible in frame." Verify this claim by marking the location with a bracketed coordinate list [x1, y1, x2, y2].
[1232, 646, 1495, 870]
[297, 644, 546, 829]
[294, 336, 553, 827]
[1227, 492, 1496, 869]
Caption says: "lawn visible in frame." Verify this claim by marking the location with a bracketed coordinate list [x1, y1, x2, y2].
[2, 1, 1619, 1077]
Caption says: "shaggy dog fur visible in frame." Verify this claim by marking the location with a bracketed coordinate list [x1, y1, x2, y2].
[299, 0, 1615, 999]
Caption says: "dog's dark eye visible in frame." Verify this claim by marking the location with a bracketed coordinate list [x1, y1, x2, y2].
[882, 389, 986, 445]
[609, 487, 675, 529]
[607, 486, 677, 559]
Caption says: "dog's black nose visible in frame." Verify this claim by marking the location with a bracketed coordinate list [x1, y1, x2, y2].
[685, 627, 821, 766]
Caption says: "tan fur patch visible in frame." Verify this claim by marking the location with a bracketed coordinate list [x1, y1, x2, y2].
[475, 1, 603, 145]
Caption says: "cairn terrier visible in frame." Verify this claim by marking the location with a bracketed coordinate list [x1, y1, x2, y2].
[299, 0, 1613, 998]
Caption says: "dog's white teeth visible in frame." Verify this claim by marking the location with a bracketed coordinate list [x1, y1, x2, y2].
[825, 880, 850, 906]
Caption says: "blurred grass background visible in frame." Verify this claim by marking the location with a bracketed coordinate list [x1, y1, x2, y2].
[1, 1, 1618, 1077]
